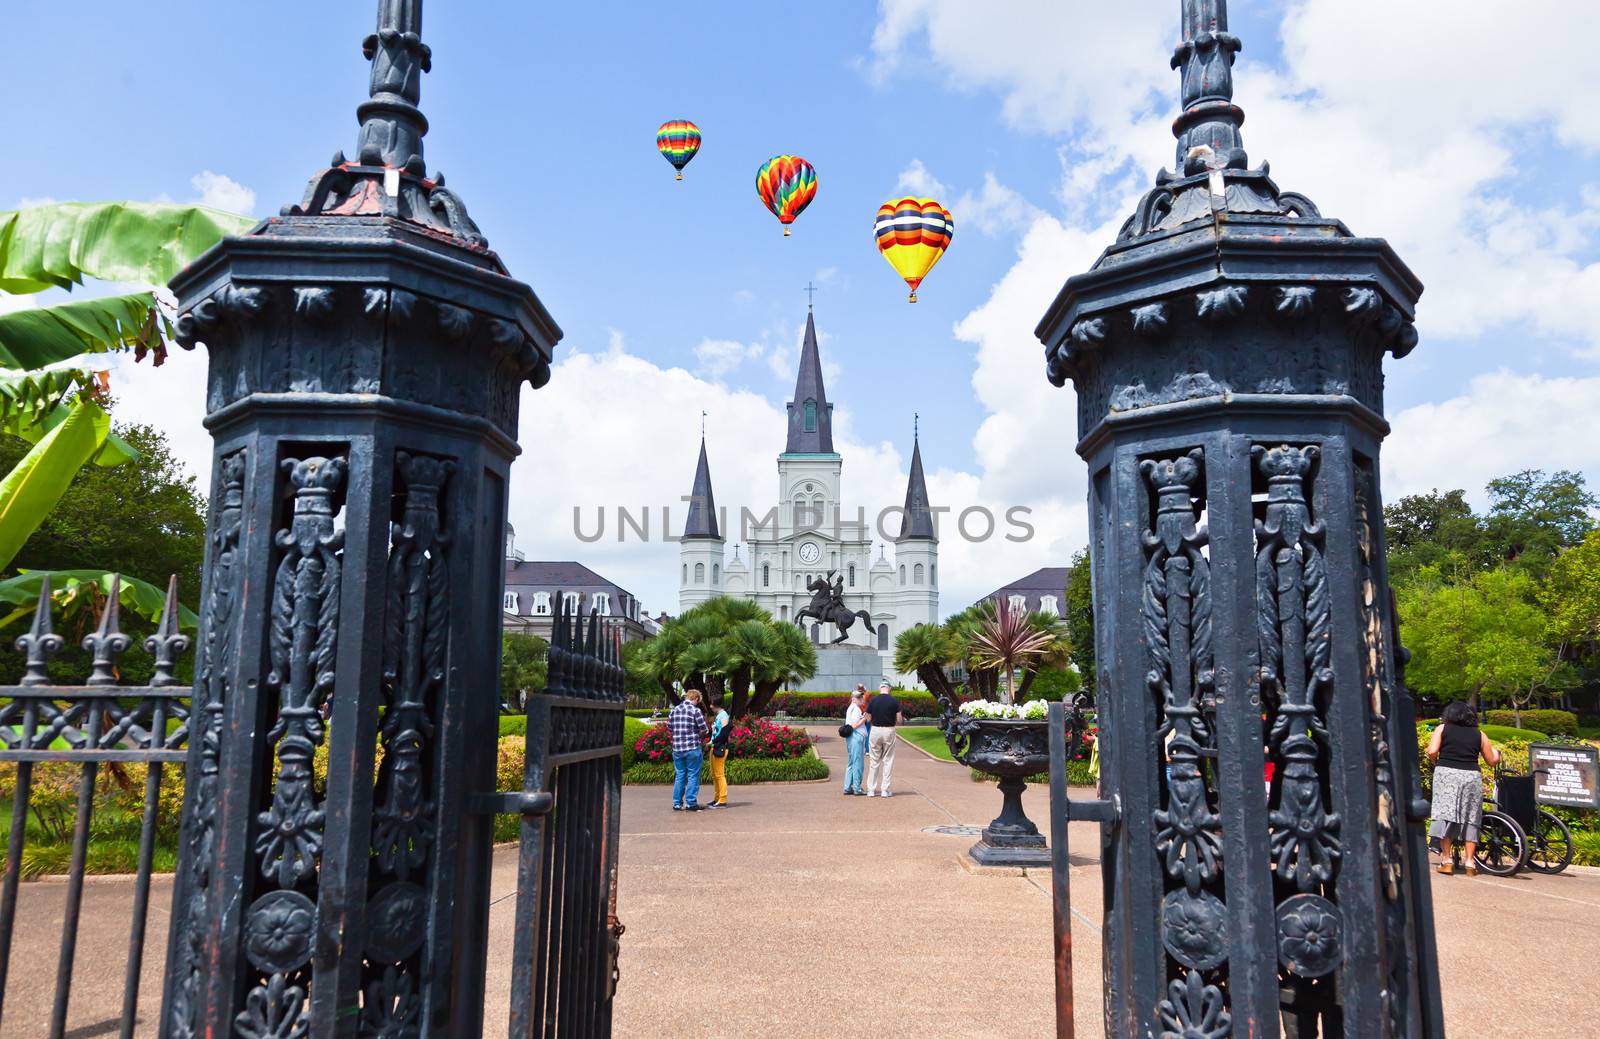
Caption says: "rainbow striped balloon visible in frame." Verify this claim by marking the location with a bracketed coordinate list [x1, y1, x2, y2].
[656, 120, 701, 180]
[756, 156, 818, 236]
[874, 197, 954, 302]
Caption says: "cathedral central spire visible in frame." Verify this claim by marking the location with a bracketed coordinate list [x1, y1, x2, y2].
[785, 310, 835, 454]
[683, 435, 720, 539]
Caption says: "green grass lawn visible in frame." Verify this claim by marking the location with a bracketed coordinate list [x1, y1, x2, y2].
[897, 726, 955, 762]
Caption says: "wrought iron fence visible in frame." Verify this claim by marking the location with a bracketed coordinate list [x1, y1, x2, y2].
[506, 599, 626, 1037]
[0, 575, 190, 1039]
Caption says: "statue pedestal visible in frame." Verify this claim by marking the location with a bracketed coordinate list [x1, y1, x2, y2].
[790, 643, 884, 693]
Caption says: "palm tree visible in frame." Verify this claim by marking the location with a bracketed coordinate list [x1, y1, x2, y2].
[893, 623, 960, 703]
[748, 621, 816, 716]
[1013, 611, 1073, 702]
[969, 597, 1055, 703]
[943, 601, 1000, 701]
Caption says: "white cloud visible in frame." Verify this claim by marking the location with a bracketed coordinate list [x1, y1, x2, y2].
[1384, 371, 1600, 507]
[954, 172, 1044, 237]
[693, 338, 762, 378]
[190, 171, 256, 215]
[895, 159, 949, 198]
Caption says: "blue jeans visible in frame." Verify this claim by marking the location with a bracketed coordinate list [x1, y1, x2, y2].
[845, 729, 867, 791]
[672, 748, 703, 807]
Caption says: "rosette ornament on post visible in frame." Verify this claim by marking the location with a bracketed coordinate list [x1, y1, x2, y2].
[158, 3, 560, 1036]
[1036, 1, 1442, 1036]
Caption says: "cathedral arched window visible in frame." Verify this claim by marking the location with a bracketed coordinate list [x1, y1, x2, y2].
[810, 623, 820, 644]
[848, 564, 856, 586]
[762, 563, 770, 587]
[712, 563, 720, 584]
[694, 562, 705, 583]
[877, 623, 889, 651]
[899, 565, 906, 585]
[930, 564, 937, 586]
[913, 563, 925, 584]
[804, 399, 817, 431]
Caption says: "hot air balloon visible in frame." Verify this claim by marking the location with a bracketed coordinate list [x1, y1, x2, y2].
[874, 197, 954, 302]
[756, 156, 818, 236]
[656, 120, 702, 180]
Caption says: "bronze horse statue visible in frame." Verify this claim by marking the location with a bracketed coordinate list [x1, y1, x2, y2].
[794, 571, 874, 644]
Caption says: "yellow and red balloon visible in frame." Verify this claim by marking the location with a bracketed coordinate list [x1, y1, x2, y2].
[656, 120, 701, 180]
[756, 156, 818, 236]
[874, 197, 954, 302]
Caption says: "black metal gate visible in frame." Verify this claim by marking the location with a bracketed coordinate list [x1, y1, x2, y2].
[506, 602, 626, 1038]
[0, 576, 191, 1039]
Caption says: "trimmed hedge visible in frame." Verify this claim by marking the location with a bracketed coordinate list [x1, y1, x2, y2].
[969, 761, 1094, 786]
[622, 716, 651, 769]
[622, 749, 829, 785]
[1480, 723, 1548, 743]
[499, 714, 527, 737]
[1484, 709, 1577, 737]
[764, 692, 944, 719]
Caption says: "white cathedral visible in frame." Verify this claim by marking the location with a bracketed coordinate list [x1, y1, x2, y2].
[678, 309, 938, 684]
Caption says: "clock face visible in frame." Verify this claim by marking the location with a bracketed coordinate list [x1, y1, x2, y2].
[797, 541, 821, 564]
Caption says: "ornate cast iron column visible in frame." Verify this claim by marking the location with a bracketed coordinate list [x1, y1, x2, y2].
[1036, 2, 1444, 1036]
[158, 2, 559, 1035]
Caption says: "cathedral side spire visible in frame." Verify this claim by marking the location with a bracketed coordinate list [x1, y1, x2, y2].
[684, 435, 721, 539]
[899, 424, 935, 541]
[784, 310, 835, 454]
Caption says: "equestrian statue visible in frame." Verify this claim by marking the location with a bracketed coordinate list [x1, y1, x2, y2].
[795, 570, 873, 645]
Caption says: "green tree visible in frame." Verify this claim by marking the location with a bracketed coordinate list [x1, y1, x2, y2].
[620, 638, 659, 707]
[1064, 549, 1096, 697]
[1483, 469, 1598, 564]
[1545, 530, 1600, 653]
[500, 631, 548, 708]
[1384, 489, 1484, 582]
[1396, 564, 1563, 712]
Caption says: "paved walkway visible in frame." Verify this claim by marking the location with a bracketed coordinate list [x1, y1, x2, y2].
[4, 727, 1598, 1037]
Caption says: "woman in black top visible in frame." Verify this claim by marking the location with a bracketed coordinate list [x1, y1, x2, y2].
[1425, 702, 1501, 876]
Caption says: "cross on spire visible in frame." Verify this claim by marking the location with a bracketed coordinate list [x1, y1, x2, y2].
[804, 282, 818, 310]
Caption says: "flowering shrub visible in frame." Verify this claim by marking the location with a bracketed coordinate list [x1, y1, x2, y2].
[958, 699, 1050, 720]
[631, 716, 812, 763]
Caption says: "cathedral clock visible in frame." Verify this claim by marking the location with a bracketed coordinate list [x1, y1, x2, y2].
[797, 541, 821, 564]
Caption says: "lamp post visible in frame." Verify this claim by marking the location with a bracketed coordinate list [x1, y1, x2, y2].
[158, 2, 559, 1035]
[1037, 1, 1445, 1035]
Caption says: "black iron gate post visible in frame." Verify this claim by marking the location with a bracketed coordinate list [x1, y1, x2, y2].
[1037, 1, 1445, 1036]
[158, 2, 561, 1035]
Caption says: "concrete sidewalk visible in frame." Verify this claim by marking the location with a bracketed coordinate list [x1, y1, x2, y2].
[3, 725, 1598, 1037]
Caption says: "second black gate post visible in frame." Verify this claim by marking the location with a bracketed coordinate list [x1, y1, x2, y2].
[1037, 1, 1445, 1036]
[158, 2, 560, 1035]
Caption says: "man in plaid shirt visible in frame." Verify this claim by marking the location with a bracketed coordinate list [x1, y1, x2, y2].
[668, 687, 710, 811]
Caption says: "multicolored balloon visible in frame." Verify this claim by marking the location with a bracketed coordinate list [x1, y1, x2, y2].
[656, 120, 702, 180]
[874, 197, 954, 302]
[756, 156, 818, 236]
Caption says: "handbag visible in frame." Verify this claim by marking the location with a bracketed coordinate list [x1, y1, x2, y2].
[838, 723, 853, 738]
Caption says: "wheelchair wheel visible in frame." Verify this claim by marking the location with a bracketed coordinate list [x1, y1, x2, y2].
[1473, 811, 1525, 877]
[1526, 810, 1574, 874]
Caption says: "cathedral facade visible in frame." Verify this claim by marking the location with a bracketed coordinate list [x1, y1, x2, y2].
[678, 310, 938, 685]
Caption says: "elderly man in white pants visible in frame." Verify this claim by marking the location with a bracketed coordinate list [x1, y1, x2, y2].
[864, 681, 904, 797]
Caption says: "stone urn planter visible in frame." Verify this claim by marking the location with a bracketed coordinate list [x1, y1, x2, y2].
[940, 712, 1054, 867]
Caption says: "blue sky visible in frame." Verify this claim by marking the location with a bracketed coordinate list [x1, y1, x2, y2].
[6, 1, 1599, 617]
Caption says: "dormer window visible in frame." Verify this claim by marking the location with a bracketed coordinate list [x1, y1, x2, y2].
[502, 592, 519, 613]
[1008, 594, 1027, 613]
[563, 592, 581, 614]
[532, 592, 552, 616]
[594, 592, 611, 616]
[1039, 594, 1060, 616]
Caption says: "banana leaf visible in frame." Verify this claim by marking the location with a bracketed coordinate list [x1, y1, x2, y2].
[0, 398, 112, 570]
[0, 202, 257, 294]
[0, 291, 169, 368]
[0, 370, 137, 467]
[0, 569, 198, 631]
